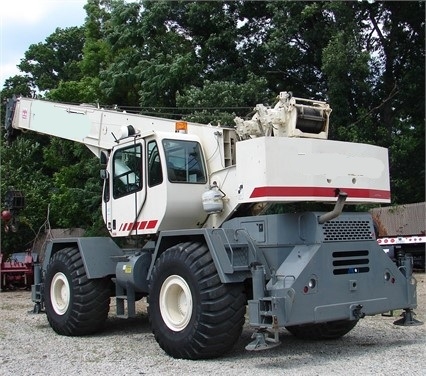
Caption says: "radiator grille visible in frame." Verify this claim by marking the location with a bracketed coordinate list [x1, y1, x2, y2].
[332, 250, 370, 275]
[322, 220, 373, 242]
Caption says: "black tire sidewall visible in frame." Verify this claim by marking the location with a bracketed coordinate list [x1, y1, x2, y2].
[149, 243, 246, 359]
[44, 254, 75, 329]
[149, 252, 200, 344]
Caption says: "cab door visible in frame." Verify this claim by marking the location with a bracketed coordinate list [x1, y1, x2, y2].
[103, 139, 146, 236]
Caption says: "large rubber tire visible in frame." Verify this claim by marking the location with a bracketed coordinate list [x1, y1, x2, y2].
[148, 242, 246, 359]
[44, 247, 111, 336]
[285, 319, 358, 340]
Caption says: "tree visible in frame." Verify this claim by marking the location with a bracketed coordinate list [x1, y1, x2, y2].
[45, 140, 103, 231]
[18, 26, 85, 92]
[321, 1, 425, 203]
[262, 1, 334, 97]
[98, 0, 200, 108]
[1, 75, 35, 99]
[136, 1, 273, 115]
[1, 0, 424, 256]
[1, 76, 35, 141]
[0, 135, 51, 253]
[368, 2, 425, 203]
[176, 74, 269, 125]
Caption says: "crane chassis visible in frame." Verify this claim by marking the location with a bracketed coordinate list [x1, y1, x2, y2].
[4, 91, 422, 359]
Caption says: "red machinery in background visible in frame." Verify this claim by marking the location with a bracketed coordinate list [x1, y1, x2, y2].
[0, 250, 37, 290]
[1, 189, 37, 291]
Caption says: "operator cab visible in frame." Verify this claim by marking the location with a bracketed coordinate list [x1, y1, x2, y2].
[101, 131, 210, 237]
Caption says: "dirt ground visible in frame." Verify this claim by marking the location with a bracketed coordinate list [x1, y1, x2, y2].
[0, 273, 425, 376]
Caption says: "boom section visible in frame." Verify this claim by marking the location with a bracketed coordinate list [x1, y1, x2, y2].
[8, 97, 236, 173]
[7, 95, 391, 233]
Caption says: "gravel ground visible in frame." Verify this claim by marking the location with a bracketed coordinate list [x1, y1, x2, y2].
[0, 273, 425, 376]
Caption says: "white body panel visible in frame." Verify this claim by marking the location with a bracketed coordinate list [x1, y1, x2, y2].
[235, 137, 390, 204]
[204, 137, 390, 229]
[11, 96, 391, 235]
[12, 98, 236, 172]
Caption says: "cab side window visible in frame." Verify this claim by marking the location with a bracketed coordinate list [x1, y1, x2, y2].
[148, 141, 163, 187]
[112, 144, 142, 198]
[163, 139, 207, 183]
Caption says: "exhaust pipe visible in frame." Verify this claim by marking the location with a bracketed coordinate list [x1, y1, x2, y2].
[318, 192, 347, 224]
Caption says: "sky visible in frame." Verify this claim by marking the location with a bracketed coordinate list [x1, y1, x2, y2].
[0, 0, 87, 89]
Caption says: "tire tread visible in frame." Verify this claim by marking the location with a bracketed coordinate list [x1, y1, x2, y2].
[149, 242, 246, 359]
[45, 247, 111, 336]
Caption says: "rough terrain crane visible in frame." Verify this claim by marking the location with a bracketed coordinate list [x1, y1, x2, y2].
[3, 91, 422, 359]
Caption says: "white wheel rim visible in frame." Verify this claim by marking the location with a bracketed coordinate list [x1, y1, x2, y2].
[159, 275, 193, 331]
[50, 272, 70, 315]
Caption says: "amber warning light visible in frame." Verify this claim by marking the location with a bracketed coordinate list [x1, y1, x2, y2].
[175, 121, 188, 133]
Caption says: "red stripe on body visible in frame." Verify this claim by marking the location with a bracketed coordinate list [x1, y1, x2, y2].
[119, 220, 158, 232]
[131, 222, 139, 230]
[250, 186, 390, 200]
[138, 221, 148, 230]
[147, 220, 158, 229]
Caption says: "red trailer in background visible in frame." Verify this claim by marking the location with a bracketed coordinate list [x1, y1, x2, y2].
[0, 250, 37, 290]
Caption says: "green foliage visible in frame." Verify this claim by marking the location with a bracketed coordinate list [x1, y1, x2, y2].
[47, 77, 104, 103]
[263, 1, 333, 97]
[0, 77, 34, 134]
[137, 50, 199, 110]
[0, 134, 104, 251]
[49, 158, 102, 229]
[389, 120, 425, 204]
[322, 31, 371, 138]
[1, 0, 424, 252]
[0, 135, 51, 252]
[1, 76, 34, 99]
[17, 27, 85, 91]
[176, 74, 270, 125]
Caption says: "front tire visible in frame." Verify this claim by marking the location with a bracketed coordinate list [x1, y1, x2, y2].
[148, 242, 246, 359]
[44, 247, 111, 336]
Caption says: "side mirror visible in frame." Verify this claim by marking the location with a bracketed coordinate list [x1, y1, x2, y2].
[100, 169, 109, 180]
[100, 150, 109, 169]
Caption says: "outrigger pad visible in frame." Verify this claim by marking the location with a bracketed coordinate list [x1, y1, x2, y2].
[393, 309, 423, 326]
[245, 330, 281, 351]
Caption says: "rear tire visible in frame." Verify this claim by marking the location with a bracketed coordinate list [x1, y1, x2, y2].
[44, 247, 111, 336]
[285, 319, 358, 340]
[148, 242, 246, 359]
